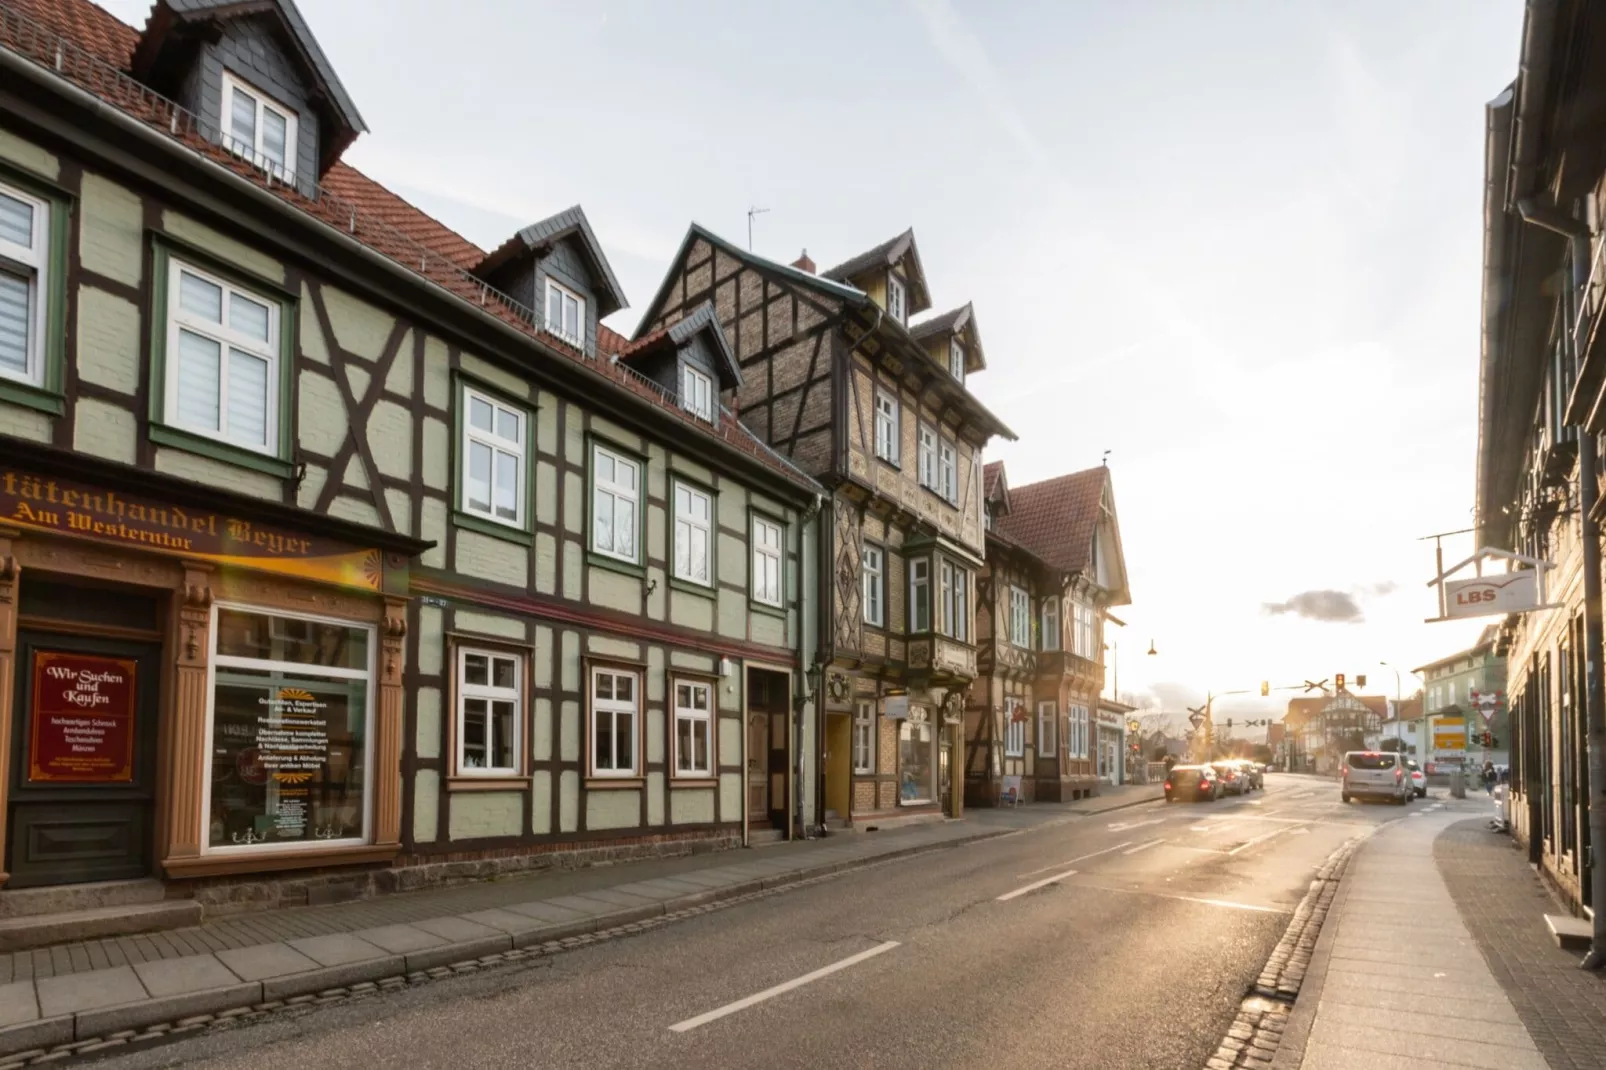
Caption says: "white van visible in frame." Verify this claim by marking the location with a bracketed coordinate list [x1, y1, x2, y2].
[1340, 751, 1412, 805]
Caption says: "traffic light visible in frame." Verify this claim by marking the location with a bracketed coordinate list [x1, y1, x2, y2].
[1260, 681, 1270, 697]
[1336, 673, 1346, 691]
[1356, 674, 1367, 689]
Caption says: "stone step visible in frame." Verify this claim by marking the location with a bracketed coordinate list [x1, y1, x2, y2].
[0, 878, 171, 919]
[0, 900, 203, 953]
[1546, 913, 1592, 951]
[746, 828, 786, 847]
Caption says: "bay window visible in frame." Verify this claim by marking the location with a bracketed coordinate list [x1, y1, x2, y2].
[909, 558, 931, 632]
[206, 606, 373, 850]
[940, 559, 969, 641]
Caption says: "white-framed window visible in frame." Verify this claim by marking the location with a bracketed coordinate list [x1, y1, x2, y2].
[673, 482, 714, 586]
[592, 444, 640, 563]
[1072, 597, 1097, 658]
[1041, 597, 1061, 651]
[461, 387, 526, 527]
[863, 544, 884, 627]
[1004, 700, 1025, 756]
[939, 441, 957, 504]
[680, 363, 713, 421]
[949, 337, 966, 383]
[918, 425, 938, 490]
[590, 666, 639, 776]
[0, 182, 48, 387]
[544, 277, 585, 346]
[456, 648, 521, 775]
[222, 70, 298, 182]
[673, 678, 713, 777]
[1068, 704, 1090, 759]
[752, 516, 784, 607]
[940, 559, 968, 641]
[887, 273, 907, 324]
[165, 259, 280, 454]
[1038, 700, 1057, 757]
[875, 391, 900, 463]
[853, 700, 875, 774]
[909, 558, 931, 632]
[1010, 587, 1031, 648]
[204, 605, 374, 851]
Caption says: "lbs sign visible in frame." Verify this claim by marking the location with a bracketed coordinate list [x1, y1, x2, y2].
[1444, 570, 1539, 620]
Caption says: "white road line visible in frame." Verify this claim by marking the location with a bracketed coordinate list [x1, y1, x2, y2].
[1107, 818, 1164, 832]
[1122, 838, 1164, 856]
[997, 868, 1078, 902]
[1069, 882, 1293, 914]
[1015, 841, 1134, 878]
[1226, 823, 1307, 856]
[668, 941, 901, 1032]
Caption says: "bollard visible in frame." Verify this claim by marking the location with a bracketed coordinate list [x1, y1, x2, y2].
[1450, 769, 1466, 799]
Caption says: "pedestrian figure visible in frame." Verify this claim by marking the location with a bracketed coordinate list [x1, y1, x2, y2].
[1482, 760, 1496, 795]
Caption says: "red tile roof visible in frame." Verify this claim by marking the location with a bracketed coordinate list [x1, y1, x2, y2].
[3, 0, 821, 494]
[995, 466, 1107, 575]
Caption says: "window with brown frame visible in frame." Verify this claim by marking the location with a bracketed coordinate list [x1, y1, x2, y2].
[447, 637, 532, 782]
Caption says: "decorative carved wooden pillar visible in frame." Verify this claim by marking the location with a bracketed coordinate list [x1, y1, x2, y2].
[163, 564, 213, 868]
[375, 596, 406, 848]
[0, 528, 21, 888]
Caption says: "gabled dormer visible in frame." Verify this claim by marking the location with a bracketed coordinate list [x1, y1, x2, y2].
[821, 229, 931, 326]
[982, 459, 1011, 531]
[618, 303, 742, 423]
[911, 302, 987, 387]
[474, 206, 627, 357]
[132, 0, 367, 185]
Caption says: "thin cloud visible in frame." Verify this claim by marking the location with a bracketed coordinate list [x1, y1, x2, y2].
[1263, 590, 1365, 623]
[904, 0, 1047, 167]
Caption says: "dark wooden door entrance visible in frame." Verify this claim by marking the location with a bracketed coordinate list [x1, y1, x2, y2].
[8, 632, 161, 888]
[747, 669, 790, 832]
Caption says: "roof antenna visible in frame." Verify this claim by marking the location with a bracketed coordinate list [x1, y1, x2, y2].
[1102, 449, 1111, 467]
[747, 206, 769, 252]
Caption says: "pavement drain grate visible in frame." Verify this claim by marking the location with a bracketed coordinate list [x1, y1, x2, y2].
[29, 862, 873, 1067]
[1202, 834, 1363, 1070]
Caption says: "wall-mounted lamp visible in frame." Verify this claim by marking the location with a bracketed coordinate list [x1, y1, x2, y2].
[720, 657, 734, 678]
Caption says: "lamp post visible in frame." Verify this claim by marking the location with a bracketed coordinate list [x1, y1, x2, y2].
[1380, 661, 1422, 755]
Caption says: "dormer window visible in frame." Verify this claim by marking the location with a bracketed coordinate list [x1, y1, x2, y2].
[222, 71, 298, 183]
[949, 338, 966, 384]
[544, 278, 585, 347]
[680, 364, 713, 421]
[887, 274, 907, 324]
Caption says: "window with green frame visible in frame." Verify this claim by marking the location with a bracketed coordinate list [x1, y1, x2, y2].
[147, 239, 296, 478]
[589, 438, 645, 570]
[453, 375, 535, 544]
[0, 166, 70, 416]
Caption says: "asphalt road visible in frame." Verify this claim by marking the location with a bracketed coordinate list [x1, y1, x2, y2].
[95, 774, 1411, 1070]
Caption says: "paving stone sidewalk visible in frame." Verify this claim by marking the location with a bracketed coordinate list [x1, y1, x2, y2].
[1273, 802, 1549, 1070]
[1436, 817, 1606, 1070]
[0, 796, 1152, 1059]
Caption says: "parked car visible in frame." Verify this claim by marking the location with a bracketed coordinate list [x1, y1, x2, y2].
[1238, 761, 1265, 790]
[1210, 761, 1249, 795]
[1340, 751, 1412, 805]
[1165, 764, 1222, 802]
[1405, 758, 1427, 799]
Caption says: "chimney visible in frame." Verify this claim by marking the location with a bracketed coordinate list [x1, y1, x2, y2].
[791, 249, 816, 274]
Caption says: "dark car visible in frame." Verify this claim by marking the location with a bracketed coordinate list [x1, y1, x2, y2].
[1210, 761, 1248, 795]
[1165, 764, 1221, 802]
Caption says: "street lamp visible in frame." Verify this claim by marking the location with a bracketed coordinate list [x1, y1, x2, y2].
[1380, 660, 1422, 754]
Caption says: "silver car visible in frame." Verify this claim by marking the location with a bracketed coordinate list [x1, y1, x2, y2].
[1340, 751, 1412, 805]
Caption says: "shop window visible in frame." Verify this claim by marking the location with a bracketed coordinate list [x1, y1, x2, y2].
[207, 606, 373, 850]
[752, 515, 784, 607]
[673, 481, 714, 586]
[456, 647, 521, 775]
[899, 718, 932, 803]
[853, 700, 875, 774]
[591, 443, 641, 564]
[673, 678, 714, 777]
[459, 385, 528, 529]
[590, 666, 639, 777]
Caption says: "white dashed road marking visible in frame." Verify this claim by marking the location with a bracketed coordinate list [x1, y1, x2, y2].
[668, 941, 901, 1032]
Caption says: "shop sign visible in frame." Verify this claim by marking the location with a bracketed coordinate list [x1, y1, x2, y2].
[0, 466, 383, 591]
[1433, 717, 1467, 751]
[1444, 572, 1538, 619]
[884, 694, 909, 720]
[28, 652, 137, 783]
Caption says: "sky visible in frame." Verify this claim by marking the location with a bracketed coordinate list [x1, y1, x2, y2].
[97, 0, 1525, 734]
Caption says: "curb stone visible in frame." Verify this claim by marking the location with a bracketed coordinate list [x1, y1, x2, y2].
[0, 824, 1017, 1065]
[1202, 833, 1365, 1070]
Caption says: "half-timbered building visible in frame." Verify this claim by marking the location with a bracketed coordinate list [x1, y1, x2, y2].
[636, 227, 1014, 827]
[968, 462, 1129, 805]
[0, 0, 822, 928]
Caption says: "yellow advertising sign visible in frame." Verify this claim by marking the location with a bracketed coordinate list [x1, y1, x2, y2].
[1433, 716, 1467, 751]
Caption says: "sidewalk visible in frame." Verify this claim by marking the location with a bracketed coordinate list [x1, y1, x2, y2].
[0, 799, 1125, 1060]
[965, 781, 1164, 829]
[1274, 802, 1550, 1069]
